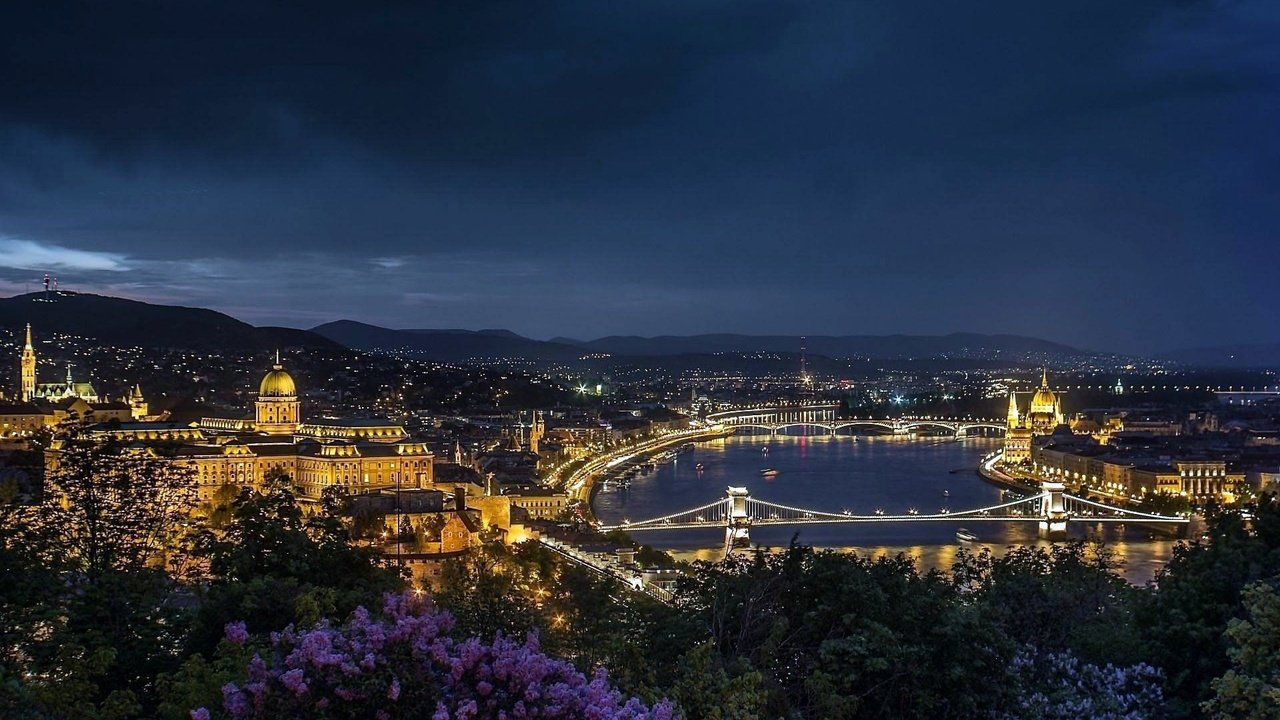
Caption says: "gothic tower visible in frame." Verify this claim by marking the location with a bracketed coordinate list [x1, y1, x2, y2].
[20, 324, 36, 402]
[129, 384, 149, 420]
[529, 410, 544, 455]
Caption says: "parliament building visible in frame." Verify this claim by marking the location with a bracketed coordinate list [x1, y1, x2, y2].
[1003, 370, 1066, 464]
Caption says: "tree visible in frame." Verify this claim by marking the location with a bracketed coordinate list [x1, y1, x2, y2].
[196, 591, 675, 719]
[185, 473, 404, 657]
[953, 543, 1145, 666]
[1, 429, 200, 718]
[40, 430, 197, 578]
[669, 643, 765, 720]
[434, 544, 544, 643]
[1135, 495, 1280, 717]
[673, 544, 1017, 718]
[1203, 581, 1280, 719]
[1003, 649, 1164, 720]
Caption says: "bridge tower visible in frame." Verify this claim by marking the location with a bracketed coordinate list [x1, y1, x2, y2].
[724, 486, 752, 556]
[1038, 482, 1069, 540]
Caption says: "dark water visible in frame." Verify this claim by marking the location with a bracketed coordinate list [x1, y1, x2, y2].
[592, 434, 1180, 585]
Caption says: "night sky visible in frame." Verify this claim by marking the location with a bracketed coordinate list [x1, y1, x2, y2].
[1, 2, 1277, 354]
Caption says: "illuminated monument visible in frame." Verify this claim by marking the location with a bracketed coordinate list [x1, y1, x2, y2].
[17, 324, 101, 403]
[19, 324, 35, 402]
[3, 325, 131, 437]
[255, 352, 301, 434]
[1003, 370, 1065, 464]
[99, 356, 435, 505]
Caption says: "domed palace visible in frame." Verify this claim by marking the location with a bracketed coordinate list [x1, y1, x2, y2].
[255, 353, 301, 434]
[1003, 370, 1066, 464]
[90, 355, 435, 506]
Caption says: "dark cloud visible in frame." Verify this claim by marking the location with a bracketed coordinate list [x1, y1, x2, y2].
[0, 1, 1277, 353]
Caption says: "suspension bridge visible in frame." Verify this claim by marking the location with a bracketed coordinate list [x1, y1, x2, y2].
[704, 404, 1007, 437]
[600, 483, 1189, 556]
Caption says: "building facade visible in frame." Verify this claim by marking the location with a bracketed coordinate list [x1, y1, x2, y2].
[82, 359, 435, 506]
[1003, 371, 1065, 465]
[3, 325, 130, 439]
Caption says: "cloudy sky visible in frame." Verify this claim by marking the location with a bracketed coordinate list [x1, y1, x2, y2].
[1, 1, 1277, 353]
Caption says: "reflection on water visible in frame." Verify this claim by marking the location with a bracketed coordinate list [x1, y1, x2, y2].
[592, 434, 1179, 585]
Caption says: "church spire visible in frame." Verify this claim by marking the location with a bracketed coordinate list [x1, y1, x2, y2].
[1040, 368, 1049, 388]
[19, 323, 37, 402]
[1006, 389, 1020, 430]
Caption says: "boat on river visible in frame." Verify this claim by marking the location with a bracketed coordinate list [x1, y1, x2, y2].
[955, 528, 978, 543]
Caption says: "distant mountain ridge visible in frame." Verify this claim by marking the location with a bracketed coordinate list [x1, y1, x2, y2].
[0, 291, 1095, 363]
[560, 332, 1081, 358]
[311, 321, 1083, 362]
[311, 320, 585, 362]
[0, 292, 339, 351]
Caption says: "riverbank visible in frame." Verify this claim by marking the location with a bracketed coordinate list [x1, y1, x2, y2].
[556, 426, 734, 522]
[976, 450, 1039, 493]
[979, 450, 1193, 540]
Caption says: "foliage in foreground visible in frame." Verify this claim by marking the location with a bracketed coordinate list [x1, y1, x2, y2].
[189, 592, 672, 719]
[1, 433, 1278, 720]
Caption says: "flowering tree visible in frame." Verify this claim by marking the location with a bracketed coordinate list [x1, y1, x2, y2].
[196, 591, 675, 719]
[1004, 649, 1165, 720]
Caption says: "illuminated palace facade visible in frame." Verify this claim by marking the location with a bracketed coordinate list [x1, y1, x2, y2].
[94, 357, 435, 505]
[1003, 370, 1066, 464]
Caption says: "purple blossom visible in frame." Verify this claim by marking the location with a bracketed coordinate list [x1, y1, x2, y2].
[1006, 648, 1164, 720]
[190, 709, 211, 720]
[279, 668, 308, 696]
[222, 682, 249, 717]
[224, 621, 249, 646]
[210, 591, 676, 719]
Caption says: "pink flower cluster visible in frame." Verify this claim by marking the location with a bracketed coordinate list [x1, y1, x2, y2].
[196, 592, 675, 719]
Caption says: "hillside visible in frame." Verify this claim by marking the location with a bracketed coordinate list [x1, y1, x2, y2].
[566, 332, 1083, 358]
[313, 321, 1085, 363]
[0, 292, 340, 351]
[311, 320, 586, 362]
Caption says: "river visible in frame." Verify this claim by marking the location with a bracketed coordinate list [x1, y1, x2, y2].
[591, 433, 1182, 585]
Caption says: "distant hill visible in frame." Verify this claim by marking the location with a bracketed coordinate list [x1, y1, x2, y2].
[311, 320, 586, 362]
[1160, 343, 1280, 369]
[313, 321, 1083, 362]
[0, 291, 1091, 363]
[563, 332, 1082, 359]
[0, 292, 340, 351]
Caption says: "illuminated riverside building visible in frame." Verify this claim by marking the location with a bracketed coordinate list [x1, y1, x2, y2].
[1031, 440, 1242, 503]
[1003, 370, 1066, 464]
[87, 358, 435, 505]
[1001, 371, 1243, 503]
